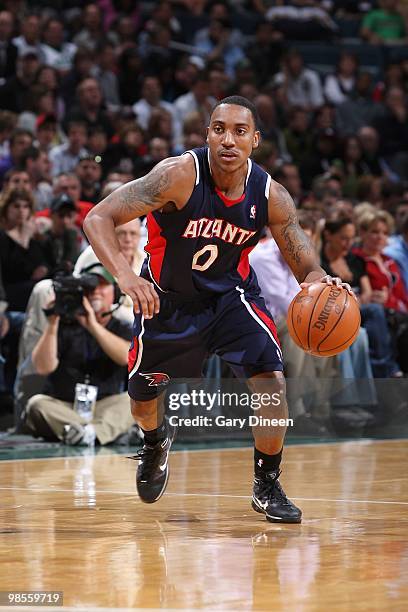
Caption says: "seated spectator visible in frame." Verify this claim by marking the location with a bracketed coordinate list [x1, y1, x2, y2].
[174, 72, 215, 147]
[0, 10, 17, 83]
[283, 106, 314, 170]
[273, 49, 324, 112]
[37, 194, 80, 277]
[141, 137, 170, 174]
[23, 263, 134, 446]
[40, 17, 77, 73]
[193, 17, 245, 78]
[254, 94, 287, 154]
[99, 0, 141, 32]
[273, 163, 303, 206]
[147, 107, 173, 145]
[35, 173, 94, 237]
[251, 140, 280, 176]
[371, 87, 408, 181]
[324, 52, 358, 106]
[142, 25, 182, 89]
[2, 167, 31, 191]
[12, 13, 44, 61]
[300, 128, 339, 190]
[20, 146, 53, 210]
[65, 77, 114, 139]
[356, 175, 383, 207]
[17, 215, 141, 383]
[322, 216, 401, 377]
[357, 126, 384, 177]
[332, 135, 371, 199]
[266, 1, 338, 41]
[354, 210, 408, 313]
[132, 76, 177, 143]
[35, 114, 59, 153]
[246, 20, 284, 88]
[0, 188, 48, 311]
[336, 72, 380, 137]
[384, 211, 408, 293]
[49, 120, 88, 177]
[0, 49, 41, 114]
[103, 123, 146, 178]
[60, 49, 96, 110]
[72, 3, 105, 53]
[87, 126, 108, 165]
[35, 66, 65, 121]
[361, 0, 406, 45]
[75, 153, 102, 204]
[355, 209, 408, 372]
[94, 40, 121, 111]
[0, 128, 33, 185]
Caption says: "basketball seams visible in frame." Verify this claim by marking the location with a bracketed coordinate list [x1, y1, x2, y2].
[316, 289, 349, 351]
[306, 284, 330, 352]
[289, 298, 304, 349]
[316, 319, 361, 355]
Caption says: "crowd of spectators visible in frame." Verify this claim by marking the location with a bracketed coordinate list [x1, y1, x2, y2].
[0, 0, 407, 440]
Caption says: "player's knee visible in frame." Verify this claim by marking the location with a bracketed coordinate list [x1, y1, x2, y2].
[130, 398, 159, 419]
[248, 371, 286, 397]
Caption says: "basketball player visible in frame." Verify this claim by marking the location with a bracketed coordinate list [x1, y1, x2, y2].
[84, 96, 350, 523]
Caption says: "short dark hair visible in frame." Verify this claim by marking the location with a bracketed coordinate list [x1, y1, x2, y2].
[324, 217, 354, 235]
[211, 96, 260, 130]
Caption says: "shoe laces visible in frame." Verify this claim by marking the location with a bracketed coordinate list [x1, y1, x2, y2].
[257, 470, 292, 506]
[129, 444, 157, 465]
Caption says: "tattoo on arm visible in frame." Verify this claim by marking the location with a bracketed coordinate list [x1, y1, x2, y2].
[281, 214, 314, 266]
[274, 184, 315, 267]
[116, 164, 172, 218]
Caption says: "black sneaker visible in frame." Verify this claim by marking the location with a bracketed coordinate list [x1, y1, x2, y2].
[252, 470, 302, 523]
[131, 420, 177, 504]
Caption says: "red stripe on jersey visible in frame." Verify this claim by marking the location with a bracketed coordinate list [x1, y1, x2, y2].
[250, 302, 281, 346]
[128, 338, 139, 373]
[145, 213, 167, 284]
[237, 245, 255, 280]
[215, 186, 246, 207]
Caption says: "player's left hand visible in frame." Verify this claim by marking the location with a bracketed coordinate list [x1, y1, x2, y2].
[300, 275, 354, 296]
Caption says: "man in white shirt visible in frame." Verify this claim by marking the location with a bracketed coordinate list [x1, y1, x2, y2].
[40, 17, 77, 72]
[174, 71, 216, 147]
[132, 76, 177, 143]
[12, 13, 45, 62]
[49, 121, 88, 177]
[273, 49, 324, 111]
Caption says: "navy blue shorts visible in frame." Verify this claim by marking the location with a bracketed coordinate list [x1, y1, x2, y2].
[128, 285, 283, 401]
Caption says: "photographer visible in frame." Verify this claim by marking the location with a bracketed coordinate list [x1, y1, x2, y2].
[24, 263, 134, 446]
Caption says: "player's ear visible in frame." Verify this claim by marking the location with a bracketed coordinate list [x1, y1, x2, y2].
[206, 126, 209, 143]
[252, 130, 260, 149]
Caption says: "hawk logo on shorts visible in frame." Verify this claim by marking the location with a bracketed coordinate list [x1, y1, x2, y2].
[139, 372, 170, 387]
[250, 204, 256, 220]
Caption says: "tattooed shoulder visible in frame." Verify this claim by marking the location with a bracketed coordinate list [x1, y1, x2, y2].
[118, 163, 172, 214]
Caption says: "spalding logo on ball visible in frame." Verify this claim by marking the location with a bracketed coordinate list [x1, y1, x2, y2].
[287, 282, 361, 357]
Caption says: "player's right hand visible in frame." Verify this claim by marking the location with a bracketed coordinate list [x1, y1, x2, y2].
[117, 269, 160, 319]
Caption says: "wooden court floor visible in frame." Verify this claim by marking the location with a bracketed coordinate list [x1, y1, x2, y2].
[0, 440, 407, 612]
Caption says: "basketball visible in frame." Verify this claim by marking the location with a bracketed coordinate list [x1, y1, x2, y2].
[287, 283, 361, 357]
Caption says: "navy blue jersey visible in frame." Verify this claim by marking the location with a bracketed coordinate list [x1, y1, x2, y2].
[141, 147, 271, 298]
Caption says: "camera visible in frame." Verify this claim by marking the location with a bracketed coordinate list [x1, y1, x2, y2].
[51, 274, 99, 321]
